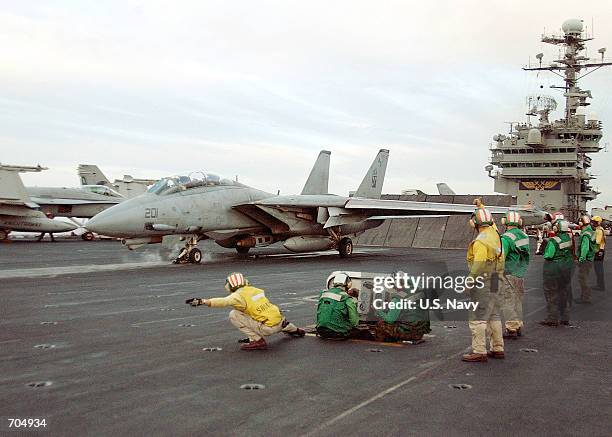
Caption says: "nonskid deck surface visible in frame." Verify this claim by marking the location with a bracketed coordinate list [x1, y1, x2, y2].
[0, 241, 610, 436]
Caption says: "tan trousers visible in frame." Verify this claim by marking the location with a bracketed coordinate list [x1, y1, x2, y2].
[469, 320, 504, 354]
[468, 278, 504, 354]
[228, 310, 298, 341]
[501, 275, 525, 332]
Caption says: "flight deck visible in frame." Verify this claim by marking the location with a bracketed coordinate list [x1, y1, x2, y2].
[0, 240, 610, 436]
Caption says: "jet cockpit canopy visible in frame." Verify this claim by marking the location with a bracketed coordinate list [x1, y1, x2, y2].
[82, 185, 124, 198]
[147, 172, 236, 195]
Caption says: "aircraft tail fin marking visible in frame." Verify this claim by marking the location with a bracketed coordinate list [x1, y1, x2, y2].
[78, 164, 112, 187]
[354, 149, 389, 199]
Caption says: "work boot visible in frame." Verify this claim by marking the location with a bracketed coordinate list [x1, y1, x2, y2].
[237, 338, 250, 343]
[461, 353, 488, 362]
[503, 329, 518, 339]
[284, 328, 306, 338]
[240, 338, 267, 350]
[539, 320, 559, 327]
[560, 321, 571, 326]
[487, 350, 505, 359]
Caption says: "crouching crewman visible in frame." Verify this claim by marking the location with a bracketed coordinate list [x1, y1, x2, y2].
[187, 272, 305, 350]
[316, 272, 360, 340]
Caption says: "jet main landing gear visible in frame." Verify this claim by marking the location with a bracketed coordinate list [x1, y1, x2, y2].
[338, 237, 353, 258]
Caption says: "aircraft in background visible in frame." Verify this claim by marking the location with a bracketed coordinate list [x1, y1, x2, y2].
[0, 164, 77, 240]
[436, 183, 456, 195]
[0, 163, 130, 241]
[86, 149, 546, 263]
[78, 164, 158, 198]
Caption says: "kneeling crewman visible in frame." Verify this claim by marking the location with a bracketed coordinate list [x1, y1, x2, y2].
[187, 272, 305, 350]
[316, 273, 359, 340]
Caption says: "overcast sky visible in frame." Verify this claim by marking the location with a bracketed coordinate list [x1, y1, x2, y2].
[2, 1, 611, 206]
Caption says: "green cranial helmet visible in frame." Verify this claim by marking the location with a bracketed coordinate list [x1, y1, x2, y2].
[502, 211, 522, 227]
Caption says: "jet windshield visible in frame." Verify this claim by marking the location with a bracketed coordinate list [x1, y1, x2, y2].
[82, 185, 124, 198]
[147, 172, 236, 195]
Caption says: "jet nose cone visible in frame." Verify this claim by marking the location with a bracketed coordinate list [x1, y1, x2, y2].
[86, 209, 117, 236]
[53, 221, 78, 233]
[87, 205, 136, 237]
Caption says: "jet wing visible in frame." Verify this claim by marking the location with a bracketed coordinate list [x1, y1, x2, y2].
[29, 197, 120, 205]
[234, 196, 545, 233]
[344, 198, 516, 214]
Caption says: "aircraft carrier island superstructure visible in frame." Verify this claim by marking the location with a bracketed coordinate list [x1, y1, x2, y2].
[488, 19, 611, 221]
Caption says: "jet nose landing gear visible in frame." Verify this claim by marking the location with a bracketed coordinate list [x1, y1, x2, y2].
[173, 236, 203, 264]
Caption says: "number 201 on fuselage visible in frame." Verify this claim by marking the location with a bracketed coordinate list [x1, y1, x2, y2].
[145, 208, 158, 218]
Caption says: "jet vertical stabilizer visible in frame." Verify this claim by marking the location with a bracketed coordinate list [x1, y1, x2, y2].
[354, 149, 389, 199]
[301, 150, 331, 195]
[0, 164, 45, 207]
[436, 183, 456, 195]
[78, 164, 112, 187]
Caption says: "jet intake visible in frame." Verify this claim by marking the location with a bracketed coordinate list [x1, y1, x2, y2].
[121, 236, 163, 250]
[283, 236, 335, 253]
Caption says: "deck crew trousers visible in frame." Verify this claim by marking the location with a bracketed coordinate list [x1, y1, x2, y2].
[501, 275, 524, 332]
[468, 278, 504, 355]
[229, 310, 298, 342]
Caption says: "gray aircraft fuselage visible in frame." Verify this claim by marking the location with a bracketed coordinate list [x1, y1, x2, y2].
[87, 184, 274, 240]
[0, 214, 77, 233]
[86, 182, 378, 249]
[27, 186, 122, 219]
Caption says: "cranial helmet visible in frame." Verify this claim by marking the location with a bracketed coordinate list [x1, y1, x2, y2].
[592, 215, 603, 223]
[502, 211, 522, 227]
[579, 215, 591, 226]
[225, 272, 249, 293]
[331, 272, 352, 290]
[553, 219, 570, 233]
[470, 207, 494, 228]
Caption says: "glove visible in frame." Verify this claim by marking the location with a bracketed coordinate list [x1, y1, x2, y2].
[347, 288, 359, 298]
[185, 298, 203, 306]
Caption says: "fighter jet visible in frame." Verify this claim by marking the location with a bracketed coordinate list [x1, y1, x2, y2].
[0, 164, 77, 240]
[86, 150, 545, 263]
[78, 164, 158, 198]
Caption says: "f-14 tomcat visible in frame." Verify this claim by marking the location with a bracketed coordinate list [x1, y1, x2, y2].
[86, 150, 545, 263]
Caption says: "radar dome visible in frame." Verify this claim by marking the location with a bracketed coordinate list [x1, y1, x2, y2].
[526, 128, 542, 145]
[562, 19, 583, 35]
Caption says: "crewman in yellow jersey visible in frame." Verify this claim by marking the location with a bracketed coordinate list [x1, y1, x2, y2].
[187, 272, 305, 350]
[463, 200, 505, 362]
